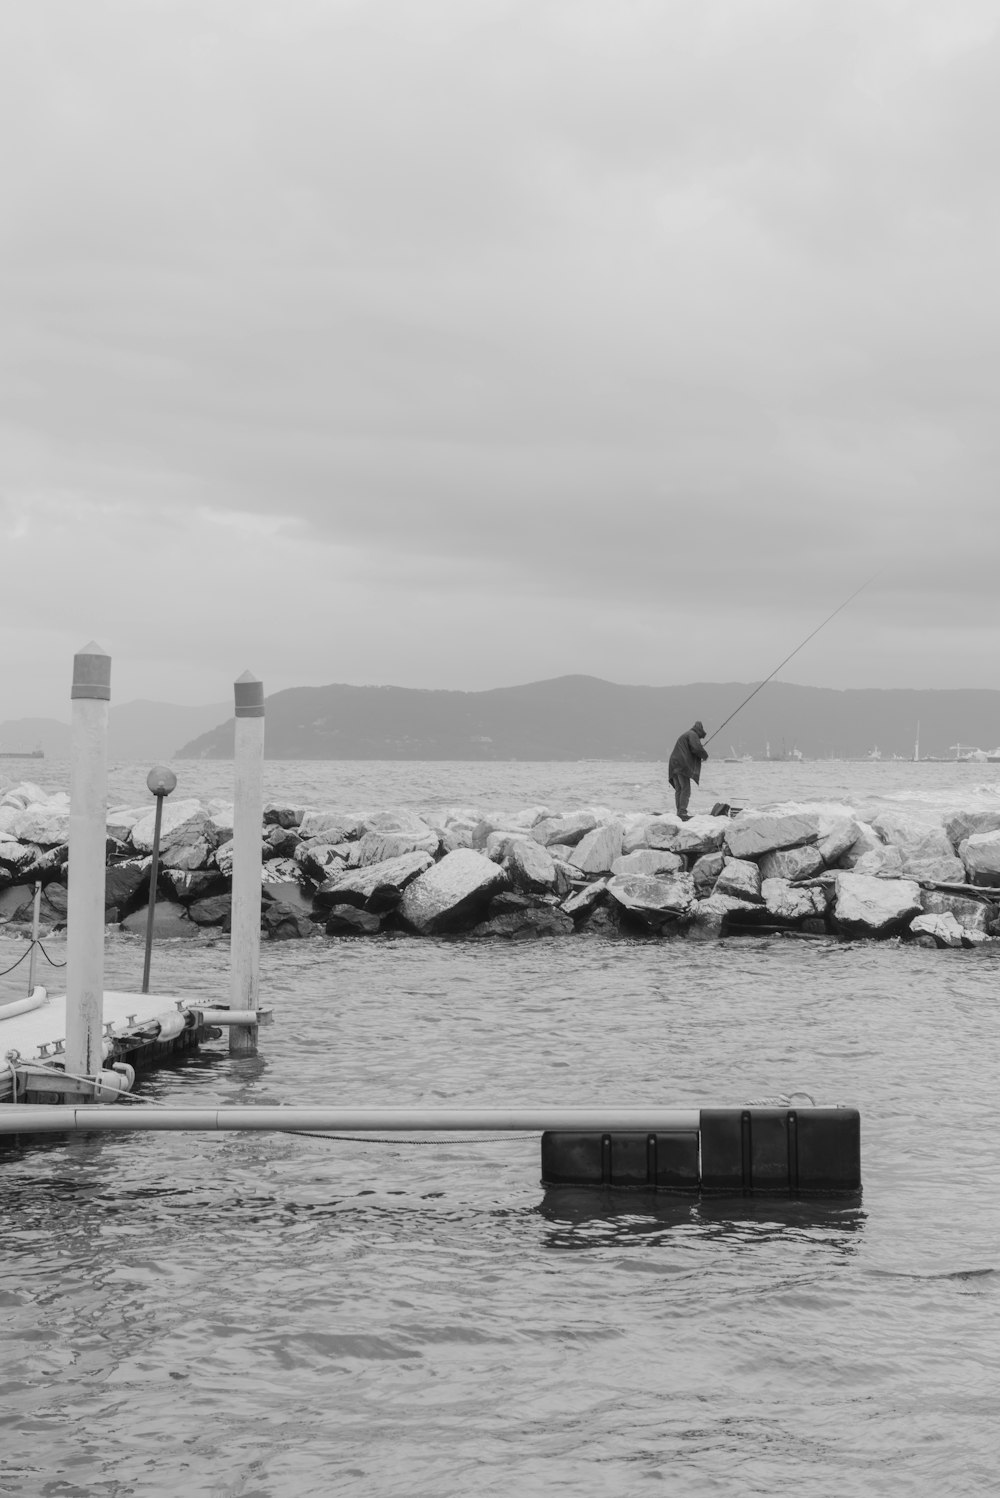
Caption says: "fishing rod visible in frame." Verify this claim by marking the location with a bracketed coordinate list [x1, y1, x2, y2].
[705, 575, 879, 746]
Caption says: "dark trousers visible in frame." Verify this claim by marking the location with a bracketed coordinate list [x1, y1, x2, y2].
[669, 772, 692, 818]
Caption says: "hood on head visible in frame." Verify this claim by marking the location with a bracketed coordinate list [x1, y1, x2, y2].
[693, 721, 705, 736]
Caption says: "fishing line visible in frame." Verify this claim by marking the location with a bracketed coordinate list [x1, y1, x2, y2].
[705, 574, 879, 746]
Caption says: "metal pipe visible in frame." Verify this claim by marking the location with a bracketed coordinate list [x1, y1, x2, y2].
[141, 767, 177, 995]
[0, 1105, 703, 1136]
[141, 796, 166, 994]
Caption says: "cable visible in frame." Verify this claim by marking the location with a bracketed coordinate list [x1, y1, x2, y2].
[706, 576, 879, 745]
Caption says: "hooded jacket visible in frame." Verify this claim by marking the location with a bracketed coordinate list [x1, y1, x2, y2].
[668, 722, 709, 783]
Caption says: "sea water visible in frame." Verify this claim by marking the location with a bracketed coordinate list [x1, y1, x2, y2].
[1, 760, 999, 1496]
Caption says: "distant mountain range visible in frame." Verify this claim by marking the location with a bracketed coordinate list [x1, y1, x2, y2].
[4, 678, 998, 764]
[0, 700, 229, 763]
[167, 676, 1000, 761]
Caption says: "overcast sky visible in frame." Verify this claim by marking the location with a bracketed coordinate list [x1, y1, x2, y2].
[3, 0, 999, 719]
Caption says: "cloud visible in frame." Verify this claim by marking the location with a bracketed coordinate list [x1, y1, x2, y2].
[2, 0, 1000, 715]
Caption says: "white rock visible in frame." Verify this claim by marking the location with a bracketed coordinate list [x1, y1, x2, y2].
[815, 816, 862, 865]
[761, 878, 827, 922]
[505, 838, 558, 894]
[130, 799, 210, 853]
[531, 811, 598, 848]
[716, 858, 762, 902]
[724, 812, 821, 860]
[10, 806, 70, 847]
[833, 873, 922, 934]
[852, 846, 905, 878]
[919, 889, 991, 932]
[909, 912, 964, 948]
[399, 848, 506, 935]
[758, 845, 825, 882]
[569, 823, 623, 875]
[611, 848, 684, 877]
[347, 829, 439, 867]
[606, 872, 696, 918]
[836, 823, 883, 868]
[358, 808, 436, 838]
[959, 831, 1000, 887]
[298, 809, 354, 842]
[318, 850, 434, 911]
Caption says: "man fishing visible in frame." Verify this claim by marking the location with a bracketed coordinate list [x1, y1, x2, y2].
[668, 721, 708, 820]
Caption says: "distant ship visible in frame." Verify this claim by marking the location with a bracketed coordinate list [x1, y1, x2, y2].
[0, 747, 43, 759]
[866, 747, 882, 761]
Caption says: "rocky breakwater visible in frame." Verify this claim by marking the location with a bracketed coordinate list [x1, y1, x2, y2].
[2, 780, 1000, 950]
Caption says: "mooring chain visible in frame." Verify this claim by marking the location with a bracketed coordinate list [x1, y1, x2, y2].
[0, 938, 67, 979]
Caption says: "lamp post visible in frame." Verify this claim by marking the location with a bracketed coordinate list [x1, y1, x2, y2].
[141, 765, 178, 994]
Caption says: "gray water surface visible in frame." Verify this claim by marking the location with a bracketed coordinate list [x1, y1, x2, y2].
[3, 930, 999, 1496]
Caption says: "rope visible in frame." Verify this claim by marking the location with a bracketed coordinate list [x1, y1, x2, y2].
[0, 938, 66, 978]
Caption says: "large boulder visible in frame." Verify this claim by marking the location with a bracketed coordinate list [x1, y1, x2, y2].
[187, 894, 233, 927]
[531, 811, 598, 849]
[870, 813, 965, 882]
[131, 801, 219, 871]
[561, 878, 608, 919]
[758, 845, 825, 883]
[263, 803, 304, 829]
[347, 829, 438, 867]
[294, 842, 350, 882]
[815, 816, 862, 866]
[315, 850, 433, 912]
[761, 878, 828, 923]
[297, 810, 355, 843]
[0, 883, 36, 923]
[0, 839, 35, 876]
[470, 906, 575, 939]
[569, 823, 623, 876]
[945, 810, 1000, 849]
[852, 846, 905, 878]
[399, 849, 506, 934]
[104, 862, 151, 918]
[607, 872, 696, 921]
[715, 858, 763, 902]
[671, 815, 729, 856]
[919, 888, 993, 933]
[325, 906, 383, 936]
[959, 831, 1000, 887]
[121, 899, 199, 938]
[724, 811, 820, 861]
[611, 848, 683, 878]
[130, 798, 207, 852]
[691, 850, 726, 894]
[909, 912, 965, 948]
[686, 891, 762, 938]
[10, 805, 71, 847]
[159, 867, 224, 902]
[263, 825, 302, 859]
[837, 823, 884, 868]
[833, 873, 922, 935]
[504, 838, 559, 895]
[262, 901, 317, 941]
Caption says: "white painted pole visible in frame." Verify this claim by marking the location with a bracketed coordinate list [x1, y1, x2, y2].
[230, 671, 264, 1057]
[0, 1105, 704, 1136]
[65, 642, 111, 1084]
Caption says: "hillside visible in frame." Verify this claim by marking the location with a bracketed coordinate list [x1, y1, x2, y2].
[175, 676, 1000, 761]
[0, 700, 230, 763]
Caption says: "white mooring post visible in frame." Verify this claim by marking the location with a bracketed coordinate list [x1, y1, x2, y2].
[230, 671, 264, 1057]
[65, 642, 111, 1086]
